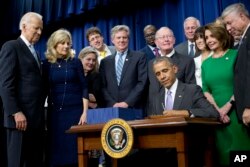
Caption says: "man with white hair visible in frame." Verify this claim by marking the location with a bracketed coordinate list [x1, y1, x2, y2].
[0, 12, 44, 167]
[175, 16, 201, 57]
[222, 3, 250, 126]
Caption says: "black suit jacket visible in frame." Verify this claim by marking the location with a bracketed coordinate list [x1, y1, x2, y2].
[99, 49, 148, 108]
[147, 51, 196, 114]
[150, 81, 219, 118]
[139, 45, 156, 61]
[0, 37, 44, 129]
[234, 26, 250, 120]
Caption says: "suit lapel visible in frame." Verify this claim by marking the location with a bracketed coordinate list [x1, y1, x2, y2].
[109, 55, 118, 85]
[173, 81, 184, 110]
[119, 50, 132, 83]
[17, 38, 41, 73]
[160, 87, 165, 110]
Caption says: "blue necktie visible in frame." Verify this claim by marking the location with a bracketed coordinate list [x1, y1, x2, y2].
[116, 52, 124, 85]
[189, 43, 195, 57]
[29, 45, 40, 67]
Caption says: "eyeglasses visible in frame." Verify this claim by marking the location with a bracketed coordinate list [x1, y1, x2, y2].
[145, 33, 155, 38]
[156, 35, 174, 40]
[89, 35, 101, 42]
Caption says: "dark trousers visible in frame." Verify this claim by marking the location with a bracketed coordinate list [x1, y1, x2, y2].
[6, 128, 45, 167]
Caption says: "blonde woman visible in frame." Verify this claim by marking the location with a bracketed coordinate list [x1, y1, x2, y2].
[42, 29, 88, 166]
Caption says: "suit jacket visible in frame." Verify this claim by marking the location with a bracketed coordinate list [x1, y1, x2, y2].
[0, 37, 44, 129]
[139, 45, 156, 61]
[99, 49, 148, 108]
[107, 45, 116, 55]
[175, 40, 200, 57]
[234, 26, 250, 120]
[147, 51, 196, 114]
[150, 81, 219, 118]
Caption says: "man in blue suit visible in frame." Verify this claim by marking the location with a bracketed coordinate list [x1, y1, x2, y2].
[0, 12, 45, 167]
[139, 25, 159, 61]
[99, 25, 148, 109]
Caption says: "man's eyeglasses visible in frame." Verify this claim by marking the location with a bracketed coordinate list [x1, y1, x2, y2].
[145, 33, 155, 38]
[89, 35, 101, 42]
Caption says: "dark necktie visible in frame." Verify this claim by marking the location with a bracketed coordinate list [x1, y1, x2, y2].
[153, 47, 160, 57]
[189, 43, 195, 57]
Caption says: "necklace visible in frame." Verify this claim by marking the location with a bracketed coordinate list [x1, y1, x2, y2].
[55, 58, 64, 68]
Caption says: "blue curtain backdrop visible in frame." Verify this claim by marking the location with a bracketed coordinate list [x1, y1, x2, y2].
[0, 0, 250, 59]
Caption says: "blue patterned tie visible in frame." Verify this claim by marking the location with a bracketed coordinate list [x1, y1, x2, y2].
[165, 90, 173, 110]
[116, 52, 124, 85]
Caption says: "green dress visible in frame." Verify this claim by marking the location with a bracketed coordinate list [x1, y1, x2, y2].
[202, 49, 250, 166]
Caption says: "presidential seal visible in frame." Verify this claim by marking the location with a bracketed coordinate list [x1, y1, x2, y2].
[101, 118, 133, 158]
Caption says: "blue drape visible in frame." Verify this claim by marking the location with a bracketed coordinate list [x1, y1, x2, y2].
[0, 0, 250, 59]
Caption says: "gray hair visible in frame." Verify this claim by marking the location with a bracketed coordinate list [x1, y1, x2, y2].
[143, 25, 157, 33]
[19, 12, 43, 30]
[155, 26, 175, 39]
[183, 16, 201, 28]
[221, 3, 249, 19]
[110, 25, 130, 39]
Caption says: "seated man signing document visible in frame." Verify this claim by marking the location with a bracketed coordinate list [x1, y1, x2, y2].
[149, 56, 219, 118]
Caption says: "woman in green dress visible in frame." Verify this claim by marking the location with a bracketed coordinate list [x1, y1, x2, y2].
[202, 23, 250, 166]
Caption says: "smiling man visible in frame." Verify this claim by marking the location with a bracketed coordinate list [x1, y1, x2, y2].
[99, 25, 147, 109]
[149, 56, 219, 118]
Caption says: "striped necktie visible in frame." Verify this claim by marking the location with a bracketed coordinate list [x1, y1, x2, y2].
[116, 52, 124, 85]
[29, 45, 40, 67]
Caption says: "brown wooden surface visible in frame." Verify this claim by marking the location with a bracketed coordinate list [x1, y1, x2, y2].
[66, 117, 220, 167]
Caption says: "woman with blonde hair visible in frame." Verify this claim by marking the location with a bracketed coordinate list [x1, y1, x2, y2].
[42, 29, 88, 166]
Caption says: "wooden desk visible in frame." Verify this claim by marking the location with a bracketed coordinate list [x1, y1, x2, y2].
[67, 117, 220, 167]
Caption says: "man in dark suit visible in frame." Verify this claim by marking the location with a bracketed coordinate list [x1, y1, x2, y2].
[150, 56, 219, 118]
[147, 26, 196, 114]
[222, 3, 250, 126]
[139, 24, 159, 61]
[175, 16, 200, 57]
[99, 25, 147, 109]
[0, 12, 45, 167]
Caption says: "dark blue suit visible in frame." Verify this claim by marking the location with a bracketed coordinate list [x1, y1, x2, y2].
[0, 37, 45, 167]
[147, 51, 196, 115]
[139, 45, 156, 61]
[234, 26, 250, 121]
[150, 81, 219, 118]
[99, 50, 148, 108]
